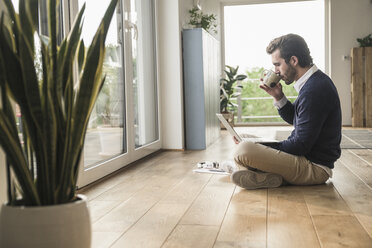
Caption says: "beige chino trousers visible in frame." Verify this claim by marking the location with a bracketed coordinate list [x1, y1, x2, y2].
[234, 141, 330, 185]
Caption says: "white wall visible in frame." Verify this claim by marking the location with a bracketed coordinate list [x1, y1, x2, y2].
[179, 0, 194, 30]
[157, 0, 219, 149]
[157, 0, 185, 149]
[330, 0, 372, 126]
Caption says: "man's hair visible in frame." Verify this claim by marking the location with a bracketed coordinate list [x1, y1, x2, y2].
[266, 33, 313, 67]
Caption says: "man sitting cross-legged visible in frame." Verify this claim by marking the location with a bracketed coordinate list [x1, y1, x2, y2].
[231, 34, 342, 190]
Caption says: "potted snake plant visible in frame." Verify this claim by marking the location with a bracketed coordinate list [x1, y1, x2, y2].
[0, 0, 118, 247]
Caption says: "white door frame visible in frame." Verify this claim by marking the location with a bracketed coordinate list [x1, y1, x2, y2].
[66, 0, 161, 187]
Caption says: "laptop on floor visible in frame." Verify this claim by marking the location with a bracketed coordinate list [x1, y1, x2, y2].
[216, 113, 278, 144]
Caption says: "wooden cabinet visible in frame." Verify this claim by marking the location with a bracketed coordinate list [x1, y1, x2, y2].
[351, 47, 372, 127]
[182, 28, 220, 150]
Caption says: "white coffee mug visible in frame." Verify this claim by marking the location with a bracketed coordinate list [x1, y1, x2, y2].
[262, 69, 281, 88]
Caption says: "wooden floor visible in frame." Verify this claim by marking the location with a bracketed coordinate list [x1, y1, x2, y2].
[79, 130, 372, 248]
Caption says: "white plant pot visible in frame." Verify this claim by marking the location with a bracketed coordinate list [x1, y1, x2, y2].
[0, 194, 91, 248]
[97, 126, 122, 156]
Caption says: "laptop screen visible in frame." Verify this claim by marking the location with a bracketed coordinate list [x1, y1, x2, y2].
[216, 113, 242, 142]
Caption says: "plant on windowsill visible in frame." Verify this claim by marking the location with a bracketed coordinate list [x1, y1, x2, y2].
[220, 65, 247, 127]
[0, 0, 118, 247]
[188, 6, 217, 34]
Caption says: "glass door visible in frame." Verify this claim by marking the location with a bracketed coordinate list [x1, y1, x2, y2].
[69, 0, 160, 187]
[125, 0, 159, 153]
[80, 0, 126, 167]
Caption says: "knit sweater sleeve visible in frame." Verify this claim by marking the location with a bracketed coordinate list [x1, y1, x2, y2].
[278, 100, 295, 124]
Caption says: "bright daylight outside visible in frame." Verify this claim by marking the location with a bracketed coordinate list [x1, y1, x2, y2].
[10, 0, 125, 167]
[10, 0, 158, 170]
[224, 0, 324, 124]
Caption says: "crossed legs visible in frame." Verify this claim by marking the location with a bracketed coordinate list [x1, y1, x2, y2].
[233, 141, 329, 186]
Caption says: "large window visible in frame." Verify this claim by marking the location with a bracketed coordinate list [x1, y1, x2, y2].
[224, 0, 325, 124]
[74, 0, 160, 186]
[8, 0, 161, 186]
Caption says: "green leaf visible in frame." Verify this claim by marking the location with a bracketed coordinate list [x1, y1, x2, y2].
[236, 74, 247, 81]
[224, 69, 232, 78]
[27, 0, 39, 28]
[78, 40, 85, 71]
[3, 0, 18, 33]
[0, 0, 119, 206]
[220, 65, 246, 113]
[18, 33, 43, 126]
[220, 78, 228, 84]
[58, 3, 85, 96]
[232, 66, 239, 75]
[19, 0, 36, 51]
[0, 110, 40, 205]
[60, 0, 118, 201]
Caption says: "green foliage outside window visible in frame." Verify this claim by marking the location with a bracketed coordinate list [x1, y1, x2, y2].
[233, 67, 298, 123]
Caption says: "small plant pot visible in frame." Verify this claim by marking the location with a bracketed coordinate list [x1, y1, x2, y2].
[97, 126, 123, 157]
[0, 195, 91, 248]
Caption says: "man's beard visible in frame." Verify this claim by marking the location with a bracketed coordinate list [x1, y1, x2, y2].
[283, 63, 296, 85]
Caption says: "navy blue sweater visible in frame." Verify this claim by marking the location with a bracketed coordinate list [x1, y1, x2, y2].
[271, 70, 342, 168]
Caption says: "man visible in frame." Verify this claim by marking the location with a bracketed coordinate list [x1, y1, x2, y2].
[231, 33, 342, 189]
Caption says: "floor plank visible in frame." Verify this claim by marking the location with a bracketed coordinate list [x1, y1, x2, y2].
[92, 152, 183, 202]
[86, 152, 185, 224]
[214, 188, 267, 248]
[332, 161, 372, 238]
[88, 200, 122, 223]
[348, 149, 372, 165]
[301, 183, 352, 216]
[92, 170, 210, 232]
[91, 232, 122, 248]
[162, 225, 219, 248]
[312, 215, 372, 247]
[79, 151, 171, 201]
[267, 187, 320, 248]
[338, 149, 372, 187]
[109, 171, 213, 247]
[179, 175, 235, 226]
[301, 183, 372, 247]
